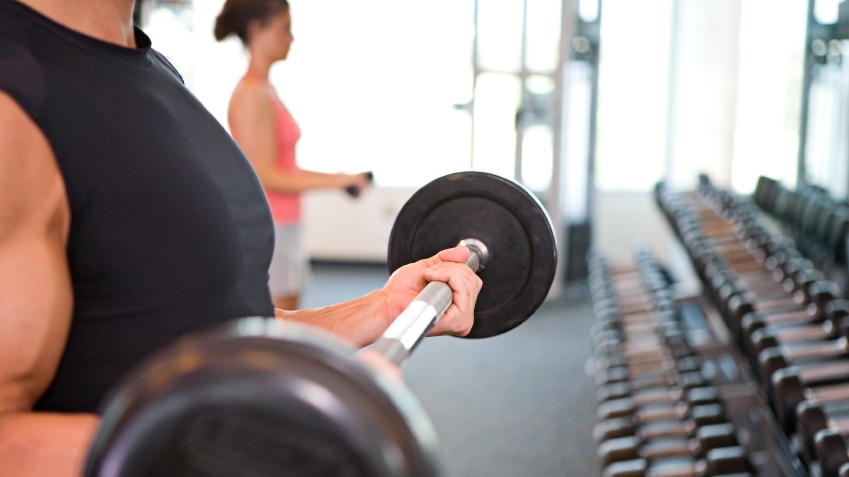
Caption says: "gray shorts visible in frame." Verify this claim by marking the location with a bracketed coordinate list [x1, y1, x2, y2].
[268, 223, 310, 298]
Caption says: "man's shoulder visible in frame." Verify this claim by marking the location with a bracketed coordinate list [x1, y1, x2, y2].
[0, 1, 46, 122]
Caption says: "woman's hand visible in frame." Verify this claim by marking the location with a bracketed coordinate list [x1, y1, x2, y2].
[341, 171, 373, 198]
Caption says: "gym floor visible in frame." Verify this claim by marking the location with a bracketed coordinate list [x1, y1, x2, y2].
[302, 262, 599, 477]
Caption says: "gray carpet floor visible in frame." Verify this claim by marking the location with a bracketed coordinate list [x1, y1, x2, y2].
[301, 263, 599, 477]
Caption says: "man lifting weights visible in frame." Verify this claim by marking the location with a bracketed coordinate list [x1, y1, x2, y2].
[0, 1, 482, 475]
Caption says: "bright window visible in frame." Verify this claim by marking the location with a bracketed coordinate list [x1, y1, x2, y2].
[594, 0, 673, 191]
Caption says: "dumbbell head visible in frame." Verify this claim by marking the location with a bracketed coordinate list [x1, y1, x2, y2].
[797, 400, 830, 460]
[704, 446, 754, 475]
[770, 367, 807, 433]
[596, 386, 719, 421]
[600, 445, 752, 477]
[750, 329, 779, 364]
[827, 299, 849, 334]
[757, 346, 787, 390]
[816, 428, 849, 477]
[595, 371, 708, 403]
[808, 281, 843, 318]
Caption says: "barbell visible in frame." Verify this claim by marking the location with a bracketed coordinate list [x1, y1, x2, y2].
[83, 171, 558, 477]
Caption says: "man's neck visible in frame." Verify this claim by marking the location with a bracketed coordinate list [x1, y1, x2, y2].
[15, 0, 137, 47]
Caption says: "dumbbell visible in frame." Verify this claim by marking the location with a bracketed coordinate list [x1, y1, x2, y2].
[713, 257, 819, 313]
[605, 270, 669, 308]
[814, 428, 849, 477]
[593, 330, 693, 363]
[711, 269, 779, 309]
[593, 332, 698, 382]
[590, 292, 677, 333]
[752, 299, 849, 358]
[706, 248, 765, 276]
[744, 282, 844, 379]
[594, 404, 730, 443]
[686, 232, 749, 263]
[592, 306, 685, 349]
[344, 170, 374, 198]
[593, 261, 670, 303]
[591, 296, 674, 336]
[736, 222, 775, 256]
[592, 319, 684, 351]
[587, 270, 620, 302]
[595, 361, 705, 394]
[598, 422, 743, 468]
[738, 277, 839, 361]
[725, 270, 834, 352]
[593, 331, 690, 362]
[796, 399, 849, 464]
[749, 235, 802, 267]
[772, 362, 849, 433]
[593, 335, 696, 374]
[83, 171, 557, 477]
[736, 268, 829, 320]
[596, 370, 708, 403]
[707, 252, 811, 327]
[600, 441, 754, 477]
[591, 299, 687, 339]
[753, 175, 778, 209]
[594, 387, 725, 440]
[681, 232, 760, 277]
[597, 386, 722, 422]
[594, 345, 704, 387]
[741, 279, 839, 357]
[758, 327, 849, 392]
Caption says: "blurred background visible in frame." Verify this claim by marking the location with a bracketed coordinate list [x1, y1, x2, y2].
[128, 2, 849, 475]
[133, 0, 845, 289]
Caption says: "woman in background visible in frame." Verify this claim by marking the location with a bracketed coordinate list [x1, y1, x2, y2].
[214, 0, 372, 310]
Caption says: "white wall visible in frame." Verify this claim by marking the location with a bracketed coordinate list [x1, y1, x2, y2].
[590, 189, 699, 289]
[302, 188, 414, 262]
[665, 0, 742, 189]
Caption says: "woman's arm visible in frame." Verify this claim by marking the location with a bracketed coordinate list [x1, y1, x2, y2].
[228, 81, 370, 194]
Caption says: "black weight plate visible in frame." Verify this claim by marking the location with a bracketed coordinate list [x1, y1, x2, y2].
[387, 171, 557, 338]
[84, 318, 441, 477]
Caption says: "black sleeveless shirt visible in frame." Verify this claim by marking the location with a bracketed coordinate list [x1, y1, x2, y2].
[0, 0, 276, 412]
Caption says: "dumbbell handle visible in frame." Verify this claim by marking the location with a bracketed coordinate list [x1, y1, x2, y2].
[364, 239, 488, 367]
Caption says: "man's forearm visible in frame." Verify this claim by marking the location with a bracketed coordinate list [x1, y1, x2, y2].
[275, 289, 391, 347]
[0, 412, 99, 477]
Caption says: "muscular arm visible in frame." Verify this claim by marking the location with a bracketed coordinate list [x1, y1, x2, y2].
[228, 81, 369, 194]
[0, 92, 99, 477]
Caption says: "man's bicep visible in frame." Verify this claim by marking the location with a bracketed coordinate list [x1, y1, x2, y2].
[0, 92, 72, 413]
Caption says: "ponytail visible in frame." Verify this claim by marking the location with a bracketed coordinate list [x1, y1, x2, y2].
[213, 0, 289, 44]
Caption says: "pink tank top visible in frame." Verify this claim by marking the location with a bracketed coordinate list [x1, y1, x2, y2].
[232, 73, 302, 224]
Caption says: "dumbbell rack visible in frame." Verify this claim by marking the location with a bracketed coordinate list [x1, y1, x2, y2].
[651, 176, 849, 476]
[588, 245, 807, 476]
